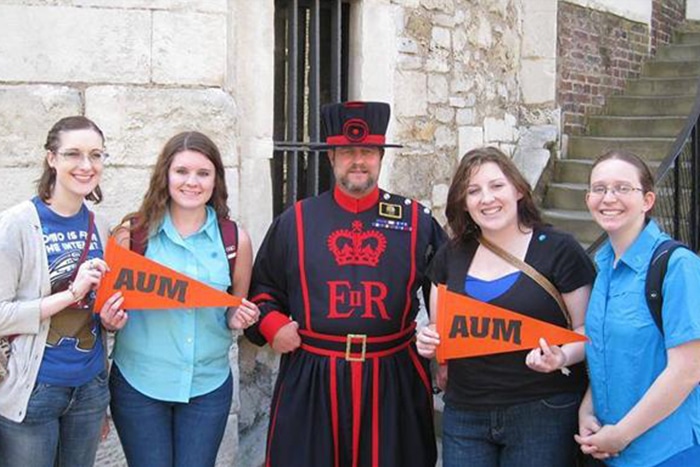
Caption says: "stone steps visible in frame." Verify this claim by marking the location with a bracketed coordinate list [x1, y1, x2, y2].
[604, 95, 693, 116]
[568, 136, 674, 160]
[625, 76, 699, 96]
[587, 115, 685, 137]
[543, 21, 700, 245]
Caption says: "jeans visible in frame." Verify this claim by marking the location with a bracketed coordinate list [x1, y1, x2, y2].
[442, 392, 581, 467]
[109, 364, 233, 467]
[0, 370, 110, 467]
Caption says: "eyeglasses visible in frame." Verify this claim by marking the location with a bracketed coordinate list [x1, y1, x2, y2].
[587, 184, 644, 197]
[55, 150, 109, 165]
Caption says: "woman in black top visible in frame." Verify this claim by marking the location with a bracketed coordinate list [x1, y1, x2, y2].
[417, 147, 595, 467]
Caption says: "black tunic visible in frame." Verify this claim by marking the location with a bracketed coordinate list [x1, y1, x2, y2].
[246, 186, 446, 467]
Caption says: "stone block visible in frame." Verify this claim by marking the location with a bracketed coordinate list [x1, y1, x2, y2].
[421, 0, 455, 13]
[86, 86, 238, 168]
[152, 11, 227, 85]
[395, 71, 427, 117]
[427, 74, 449, 104]
[426, 50, 450, 73]
[512, 124, 558, 186]
[456, 108, 475, 125]
[458, 126, 484, 159]
[434, 125, 455, 148]
[431, 27, 451, 49]
[0, 5, 150, 83]
[520, 58, 556, 104]
[433, 106, 455, 123]
[433, 13, 456, 28]
[225, 168, 241, 221]
[398, 37, 421, 54]
[522, 10, 556, 58]
[95, 167, 154, 226]
[484, 113, 518, 143]
[0, 85, 82, 166]
[239, 157, 273, 252]
[3, 1, 227, 12]
[398, 54, 424, 70]
[0, 168, 42, 212]
[432, 183, 449, 207]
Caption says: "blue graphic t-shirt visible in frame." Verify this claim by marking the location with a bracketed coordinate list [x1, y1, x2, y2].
[33, 197, 105, 386]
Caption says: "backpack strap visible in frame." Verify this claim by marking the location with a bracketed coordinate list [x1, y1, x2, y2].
[218, 218, 239, 293]
[645, 239, 687, 335]
[130, 219, 148, 256]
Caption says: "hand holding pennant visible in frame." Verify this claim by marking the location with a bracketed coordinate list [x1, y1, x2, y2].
[434, 284, 586, 364]
[93, 237, 243, 312]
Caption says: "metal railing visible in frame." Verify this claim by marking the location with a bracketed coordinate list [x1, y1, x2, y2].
[586, 77, 700, 255]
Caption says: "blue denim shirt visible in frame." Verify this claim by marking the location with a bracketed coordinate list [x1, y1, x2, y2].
[586, 220, 700, 466]
[113, 206, 232, 402]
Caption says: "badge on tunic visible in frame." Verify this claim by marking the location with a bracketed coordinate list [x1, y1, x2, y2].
[379, 202, 402, 219]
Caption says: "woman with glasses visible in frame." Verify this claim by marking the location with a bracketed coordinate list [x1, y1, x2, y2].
[101, 131, 260, 467]
[0, 116, 124, 466]
[416, 147, 595, 466]
[576, 150, 700, 466]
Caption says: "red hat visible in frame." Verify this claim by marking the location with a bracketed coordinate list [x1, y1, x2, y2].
[313, 101, 402, 149]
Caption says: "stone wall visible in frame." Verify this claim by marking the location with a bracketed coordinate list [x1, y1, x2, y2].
[557, 1, 650, 136]
[387, 0, 558, 225]
[0, 1, 274, 465]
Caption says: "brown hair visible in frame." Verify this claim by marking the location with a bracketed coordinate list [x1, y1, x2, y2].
[37, 116, 105, 203]
[124, 131, 230, 235]
[445, 146, 543, 243]
[589, 149, 655, 217]
[589, 149, 655, 193]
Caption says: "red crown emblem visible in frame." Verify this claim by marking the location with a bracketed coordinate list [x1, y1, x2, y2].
[327, 221, 387, 267]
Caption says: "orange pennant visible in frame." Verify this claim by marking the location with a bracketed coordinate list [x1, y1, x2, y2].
[93, 237, 242, 312]
[435, 284, 586, 363]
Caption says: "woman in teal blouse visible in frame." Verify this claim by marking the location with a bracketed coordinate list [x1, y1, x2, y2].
[576, 150, 700, 466]
[102, 131, 260, 467]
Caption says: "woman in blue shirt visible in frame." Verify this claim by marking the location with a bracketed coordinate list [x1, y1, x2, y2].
[576, 150, 700, 466]
[102, 131, 260, 467]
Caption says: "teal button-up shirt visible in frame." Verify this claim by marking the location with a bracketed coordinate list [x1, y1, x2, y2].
[113, 206, 232, 402]
[586, 220, 700, 466]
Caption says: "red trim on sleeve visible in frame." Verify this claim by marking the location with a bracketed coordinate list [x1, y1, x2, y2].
[401, 201, 419, 328]
[294, 202, 313, 331]
[259, 311, 291, 343]
[250, 292, 274, 304]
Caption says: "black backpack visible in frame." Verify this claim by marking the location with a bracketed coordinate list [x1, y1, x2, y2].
[645, 239, 689, 334]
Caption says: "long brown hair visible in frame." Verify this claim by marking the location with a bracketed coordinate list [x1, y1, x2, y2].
[445, 146, 543, 243]
[37, 116, 105, 203]
[124, 131, 230, 235]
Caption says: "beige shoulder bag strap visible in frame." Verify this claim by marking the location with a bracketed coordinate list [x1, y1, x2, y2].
[477, 235, 572, 329]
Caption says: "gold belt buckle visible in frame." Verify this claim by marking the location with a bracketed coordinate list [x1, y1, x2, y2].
[345, 334, 367, 362]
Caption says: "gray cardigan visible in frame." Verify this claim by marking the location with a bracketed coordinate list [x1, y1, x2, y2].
[0, 200, 110, 422]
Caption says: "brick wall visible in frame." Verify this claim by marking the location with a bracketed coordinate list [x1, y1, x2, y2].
[652, 0, 686, 53]
[557, 1, 649, 135]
